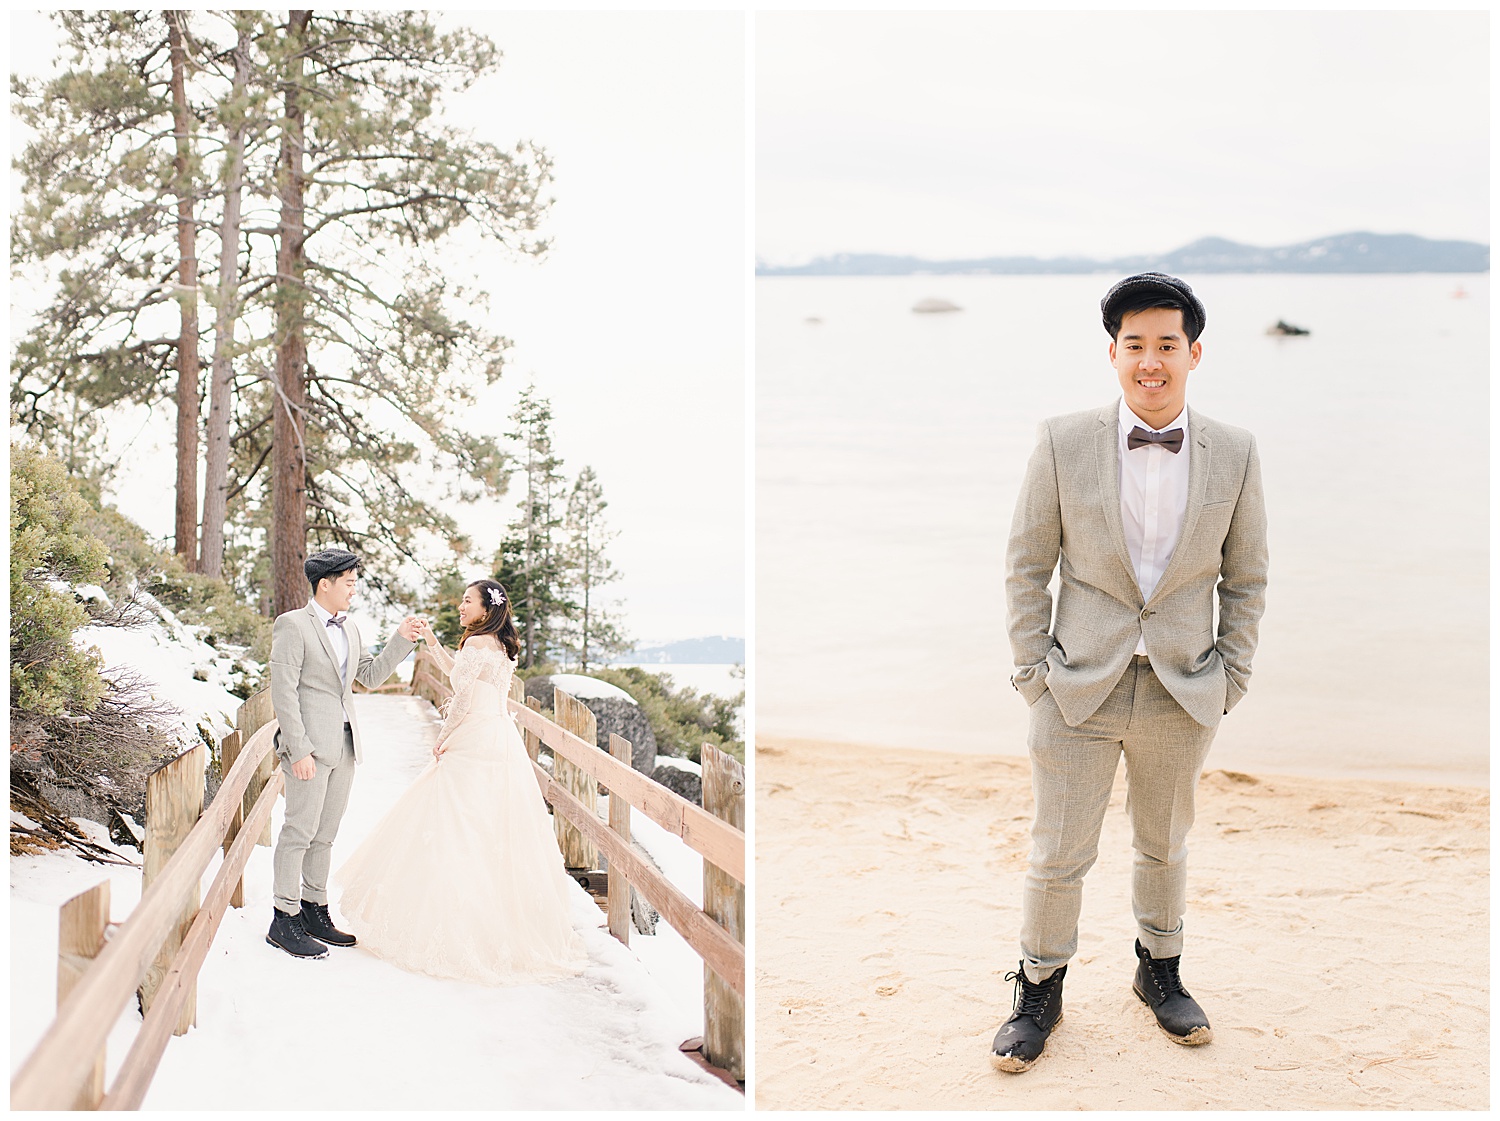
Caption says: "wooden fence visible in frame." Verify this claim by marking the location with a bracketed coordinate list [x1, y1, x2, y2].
[13, 645, 746, 1107]
[10, 689, 282, 1110]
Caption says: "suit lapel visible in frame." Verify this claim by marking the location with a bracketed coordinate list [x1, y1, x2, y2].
[1093, 403, 1140, 588]
[342, 622, 359, 690]
[1145, 411, 1211, 606]
[305, 602, 344, 682]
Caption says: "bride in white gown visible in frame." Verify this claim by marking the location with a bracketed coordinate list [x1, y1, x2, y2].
[335, 579, 587, 985]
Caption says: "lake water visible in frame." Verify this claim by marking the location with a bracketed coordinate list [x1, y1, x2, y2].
[756, 274, 1488, 786]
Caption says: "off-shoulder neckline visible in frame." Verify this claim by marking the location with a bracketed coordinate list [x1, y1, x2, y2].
[461, 634, 516, 662]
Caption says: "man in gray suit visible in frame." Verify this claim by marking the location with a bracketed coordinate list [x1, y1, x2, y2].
[991, 274, 1268, 1072]
[266, 549, 421, 959]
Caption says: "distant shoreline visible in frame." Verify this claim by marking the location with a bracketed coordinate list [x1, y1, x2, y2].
[757, 231, 1489, 277]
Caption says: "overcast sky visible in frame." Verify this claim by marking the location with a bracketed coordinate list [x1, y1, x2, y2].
[757, 10, 1489, 263]
[10, 11, 747, 644]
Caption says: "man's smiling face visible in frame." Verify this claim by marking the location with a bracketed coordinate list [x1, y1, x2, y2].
[1110, 306, 1201, 429]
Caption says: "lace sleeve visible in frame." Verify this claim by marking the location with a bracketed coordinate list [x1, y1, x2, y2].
[436, 640, 515, 742]
[426, 642, 455, 674]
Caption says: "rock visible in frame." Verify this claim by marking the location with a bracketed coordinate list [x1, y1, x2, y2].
[524, 675, 658, 772]
[912, 297, 962, 314]
[652, 761, 702, 806]
[1266, 319, 1310, 336]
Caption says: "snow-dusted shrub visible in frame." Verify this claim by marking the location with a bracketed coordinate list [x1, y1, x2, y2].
[10, 441, 109, 718]
[85, 504, 272, 672]
[579, 666, 744, 765]
[10, 443, 194, 835]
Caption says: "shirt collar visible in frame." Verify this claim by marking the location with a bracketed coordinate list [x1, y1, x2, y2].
[1119, 398, 1188, 439]
[309, 598, 341, 624]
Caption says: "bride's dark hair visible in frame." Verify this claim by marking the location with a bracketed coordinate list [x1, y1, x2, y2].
[460, 578, 520, 661]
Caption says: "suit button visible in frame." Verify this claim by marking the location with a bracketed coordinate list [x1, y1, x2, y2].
[1140, 608, 1152, 620]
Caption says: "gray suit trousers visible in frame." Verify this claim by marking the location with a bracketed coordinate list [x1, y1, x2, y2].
[1021, 657, 1216, 982]
[273, 727, 357, 914]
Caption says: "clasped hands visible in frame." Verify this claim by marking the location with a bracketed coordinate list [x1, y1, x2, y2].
[399, 615, 443, 650]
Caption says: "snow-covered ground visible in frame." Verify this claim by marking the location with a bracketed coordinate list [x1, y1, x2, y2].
[73, 587, 255, 748]
[10, 694, 741, 1109]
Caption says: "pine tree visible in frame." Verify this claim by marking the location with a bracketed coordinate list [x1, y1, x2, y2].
[11, 12, 212, 547]
[254, 10, 552, 613]
[495, 385, 573, 667]
[560, 466, 629, 672]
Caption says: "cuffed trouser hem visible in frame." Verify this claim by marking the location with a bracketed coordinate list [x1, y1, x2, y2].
[1022, 959, 1060, 985]
[1137, 921, 1185, 961]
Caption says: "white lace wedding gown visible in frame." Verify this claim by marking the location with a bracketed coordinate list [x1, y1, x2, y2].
[335, 635, 586, 985]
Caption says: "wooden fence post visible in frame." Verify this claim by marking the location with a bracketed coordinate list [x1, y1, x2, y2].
[218, 729, 246, 908]
[139, 744, 205, 1036]
[701, 743, 745, 1082]
[551, 689, 598, 870]
[605, 733, 633, 946]
[523, 698, 543, 764]
[58, 880, 110, 1109]
[508, 677, 542, 765]
[237, 690, 275, 846]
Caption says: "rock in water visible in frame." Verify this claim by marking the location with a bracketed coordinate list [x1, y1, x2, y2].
[912, 297, 962, 313]
[1266, 319, 1310, 336]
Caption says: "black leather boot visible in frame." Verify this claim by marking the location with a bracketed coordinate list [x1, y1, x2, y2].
[266, 908, 329, 959]
[990, 962, 1066, 1073]
[299, 899, 357, 947]
[1133, 939, 1212, 1044]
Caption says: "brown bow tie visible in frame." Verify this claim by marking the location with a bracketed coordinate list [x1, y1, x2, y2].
[1127, 426, 1185, 454]
[325, 615, 347, 629]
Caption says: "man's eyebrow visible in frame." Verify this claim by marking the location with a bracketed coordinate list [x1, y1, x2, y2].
[1120, 331, 1184, 342]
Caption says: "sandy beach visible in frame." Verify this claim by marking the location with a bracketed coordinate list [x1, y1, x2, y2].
[753, 737, 1489, 1110]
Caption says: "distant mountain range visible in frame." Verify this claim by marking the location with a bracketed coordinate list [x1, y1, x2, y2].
[611, 635, 745, 664]
[757, 232, 1489, 276]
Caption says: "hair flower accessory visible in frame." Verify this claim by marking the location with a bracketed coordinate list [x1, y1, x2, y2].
[488, 587, 506, 607]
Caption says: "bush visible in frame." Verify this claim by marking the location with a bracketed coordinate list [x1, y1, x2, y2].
[80, 503, 272, 682]
[10, 441, 180, 835]
[10, 441, 270, 839]
[588, 665, 744, 764]
[10, 441, 109, 717]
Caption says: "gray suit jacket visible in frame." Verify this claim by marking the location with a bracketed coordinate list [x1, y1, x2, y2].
[270, 603, 416, 766]
[1006, 401, 1268, 728]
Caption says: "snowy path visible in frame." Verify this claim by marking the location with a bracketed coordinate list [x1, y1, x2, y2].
[10, 695, 741, 1110]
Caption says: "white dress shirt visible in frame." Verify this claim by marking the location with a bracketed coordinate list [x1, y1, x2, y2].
[1117, 399, 1190, 655]
[310, 598, 352, 723]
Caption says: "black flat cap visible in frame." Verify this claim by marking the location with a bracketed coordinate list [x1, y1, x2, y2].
[1101, 272, 1206, 341]
[305, 548, 361, 586]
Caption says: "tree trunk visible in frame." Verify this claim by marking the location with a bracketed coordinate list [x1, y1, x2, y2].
[199, 23, 252, 579]
[272, 10, 312, 616]
[581, 537, 592, 673]
[169, 11, 201, 571]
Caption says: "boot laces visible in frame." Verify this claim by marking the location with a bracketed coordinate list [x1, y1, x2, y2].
[1148, 953, 1187, 997]
[1004, 968, 1058, 1018]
